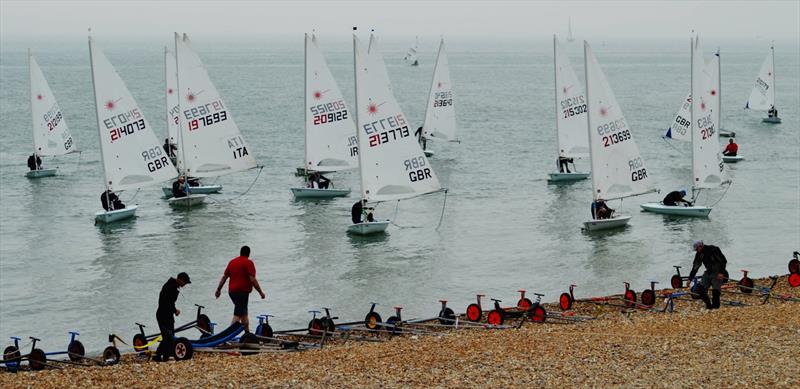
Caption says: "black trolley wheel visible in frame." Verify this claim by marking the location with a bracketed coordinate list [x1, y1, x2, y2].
[385, 316, 400, 334]
[173, 337, 193, 361]
[558, 293, 573, 311]
[28, 348, 46, 371]
[364, 312, 382, 331]
[257, 323, 274, 339]
[486, 309, 504, 326]
[737, 277, 754, 294]
[691, 283, 705, 300]
[132, 334, 148, 352]
[789, 258, 800, 275]
[102, 346, 121, 365]
[516, 298, 533, 310]
[641, 290, 656, 307]
[789, 273, 800, 288]
[670, 275, 683, 289]
[438, 307, 455, 326]
[197, 314, 212, 338]
[308, 318, 324, 336]
[67, 340, 85, 362]
[239, 333, 259, 356]
[3, 346, 21, 365]
[624, 289, 637, 307]
[320, 317, 336, 333]
[530, 305, 547, 323]
[465, 304, 482, 322]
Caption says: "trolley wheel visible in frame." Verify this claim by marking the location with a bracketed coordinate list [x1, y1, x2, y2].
[102, 346, 121, 365]
[197, 314, 212, 335]
[308, 318, 324, 336]
[530, 305, 547, 323]
[28, 348, 46, 370]
[385, 316, 400, 334]
[438, 307, 455, 326]
[516, 298, 533, 310]
[364, 312, 382, 331]
[132, 334, 148, 352]
[173, 337, 193, 361]
[3, 346, 21, 364]
[558, 293, 573, 311]
[319, 317, 336, 333]
[641, 290, 656, 306]
[789, 273, 800, 288]
[465, 303, 482, 322]
[624, 289, 637, 307]
[738, 277, 754, 294]
[691, 283, 705, 300]
[67, 340, 85, 362]
[487, 309, 504, 326]
[789, 258, 800, 274]
[670, 275, 682, 289]
[239, 333, 259, 356]
[257, 323, 274, 339]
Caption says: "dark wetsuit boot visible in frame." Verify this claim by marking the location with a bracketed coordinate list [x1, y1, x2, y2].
[711, 290, 721, 309]
[701, 288, 712, 309]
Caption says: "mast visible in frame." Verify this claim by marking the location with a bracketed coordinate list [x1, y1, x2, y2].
[163, 46, 169, 145]
[353, 32, 365, 200]
[690, 35, 698, 195]
[771, 42, 776, 109]
[174, 33, 186, 179]
[583, 41, 598, 201]
[303, 33, 309, 174]
[552, 35, 559, 160]
[88, 34, 111, 197]
[28, 48, 36, 157]
[717, 47, 722, 130]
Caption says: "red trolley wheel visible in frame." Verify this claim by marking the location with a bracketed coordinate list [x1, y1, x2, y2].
[789, 258, 800, 275]
[624, 289, 637, 307]
[530, 306, 546, 323]
[28, 348, 46, 371]
[558, 293, 573, 311]
[308, 318, 324, 336]
[516, 298, 533, 310]
[132, 334, 148, 352]
[670, 275, 682, 289]
[789, 273, 800, 288]
[486, 310, 504, 326]
[737, 277, 754, 294]
[641, 290, 656, 307]
[465, 303, 482, 322]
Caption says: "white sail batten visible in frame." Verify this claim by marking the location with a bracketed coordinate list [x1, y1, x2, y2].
[422, 38, 457, 142]
[584, 41, 655, 201]
[554, 36, 589, 158]
[304, 33, 358, 172]
[29, 52, 77, 157]
[691, 36, 727, 190]
[745, 47, 775, 111]
[354, 35, 442, 202]
[89, 37, 178, 192]
[174, 33, 257, 178]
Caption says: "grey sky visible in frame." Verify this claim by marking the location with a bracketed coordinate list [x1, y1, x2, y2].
[1, 0, 798, 44]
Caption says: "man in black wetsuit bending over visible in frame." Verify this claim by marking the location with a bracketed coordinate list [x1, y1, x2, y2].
[663, 189, 692, 206]
[687, 240, 727, 310]
[154, 272, 191, 362]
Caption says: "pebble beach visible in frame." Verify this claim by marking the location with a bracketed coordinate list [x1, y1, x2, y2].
[3, 276, 798, 388]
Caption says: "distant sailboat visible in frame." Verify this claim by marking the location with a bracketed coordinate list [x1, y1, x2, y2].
[567, 18, 575, 43]
[169, 32, 259, 207]
[642, 35, 729, 217]
[291, 33, 356, 199]
[548, 35, 589, 183]
[89, 36, 178, 223]
[26, 50, 79, 178]
[349, 34, 444, 235]
[403, 36, 420, 66]
[583, 41, 656, 231]
[418, 38, 458, 158]
[746, 44, 781, 123]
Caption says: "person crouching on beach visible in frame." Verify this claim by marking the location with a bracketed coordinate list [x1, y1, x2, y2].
[214, 246, 266, 333]
[686, 240, 728, 310]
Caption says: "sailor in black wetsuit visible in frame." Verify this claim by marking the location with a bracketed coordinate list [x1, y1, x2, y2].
[100, 190, 125, 211]
[154, 272, 191, 362]
[663, 189, 692, 206]
[27, 154, 42, 171]
[687, 240, 727, 310]
[172, 176, 188, 198]
[351, 199, 375, 224]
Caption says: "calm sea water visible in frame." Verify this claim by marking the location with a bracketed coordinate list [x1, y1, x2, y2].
[1, 36, 798, 352]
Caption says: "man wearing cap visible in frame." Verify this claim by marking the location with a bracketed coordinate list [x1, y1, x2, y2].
[662, 189, 693, 207]
[687, 241, 728, 309]
[154, 272, 191, 362]
[214, 246, 266, 333]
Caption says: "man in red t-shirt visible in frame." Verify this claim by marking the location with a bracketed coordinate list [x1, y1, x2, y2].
[722, 139, 738, 156]
[214, 246, 266, 333]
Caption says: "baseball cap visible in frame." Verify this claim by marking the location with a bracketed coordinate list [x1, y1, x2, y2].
[177, 272, 191, 284]
[692, 240, 703, 251]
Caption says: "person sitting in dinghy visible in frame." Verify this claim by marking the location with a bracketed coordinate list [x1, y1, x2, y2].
[171, 176, 190, 198]
[163, 138, 178, 159]
[351, 199, 376, 224]
[768, 105, 778, 118]
[663, 189, 693, 207]
[416, 126, 428, 151]
[557, 149, 574, 173]
[591, 200, 614, 220]
[722, 139, 738, 157]
[307, 171, 331, 189]
[100, 190, 125, 211]
[26, 154, 42, 171]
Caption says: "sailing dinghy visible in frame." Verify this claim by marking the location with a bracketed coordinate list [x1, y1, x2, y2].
[26, 50, 79, 178]
[291, 33, 356, 199]
[642, 36, 729, 217]
[746, 44, 781, 123]
[567, 18, 575, 43]
[168, 33, 259, 207]
[162, 47, 222, 197]
[348, 34, 444, 235]
[548, 35, 589, 183]
[418, 38, 458, 159]
[583, 41, 656, 231]
[89, 36, 178, 223]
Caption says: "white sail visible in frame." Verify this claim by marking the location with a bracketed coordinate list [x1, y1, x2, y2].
[304, 33, 358, 172]
[88, 37, 178, 192]
[665, 93, 692, 141]
[174, 33, 257, 178]
[567, 18, 575, 42]
[367, 33, 394, 93]
[354, 35, 442, 202]
[165, 47, 180, 149]
[691, 36, 727, 190]
[745, 46, 775, 111]
[584, 41, 655, 201]
[422, 38, 457, 142]
[29, 52, 77, 156]
[554, 36, 589, 158]
[707, 51, 721, 130]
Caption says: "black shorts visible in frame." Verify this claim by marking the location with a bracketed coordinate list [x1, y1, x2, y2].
[229, 292, 249, 316]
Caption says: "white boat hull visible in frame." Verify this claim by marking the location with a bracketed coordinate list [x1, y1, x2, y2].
[762, 117, 781, 124]
[722, 155, 744, 163]
[95, 205, 138, 223]
[291, 187, 350, 198]
[547, 172, 589, 183]
[168, 194, 208, 207]
[25, 168, 57, 178]
[162, 184, 222, 197]
[583, 215, 631, 232]
[719, 130, 735, 138]
[424, 150, 434, 158]
[640, 202, 711, 217]
[347, 221, 390, 235]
